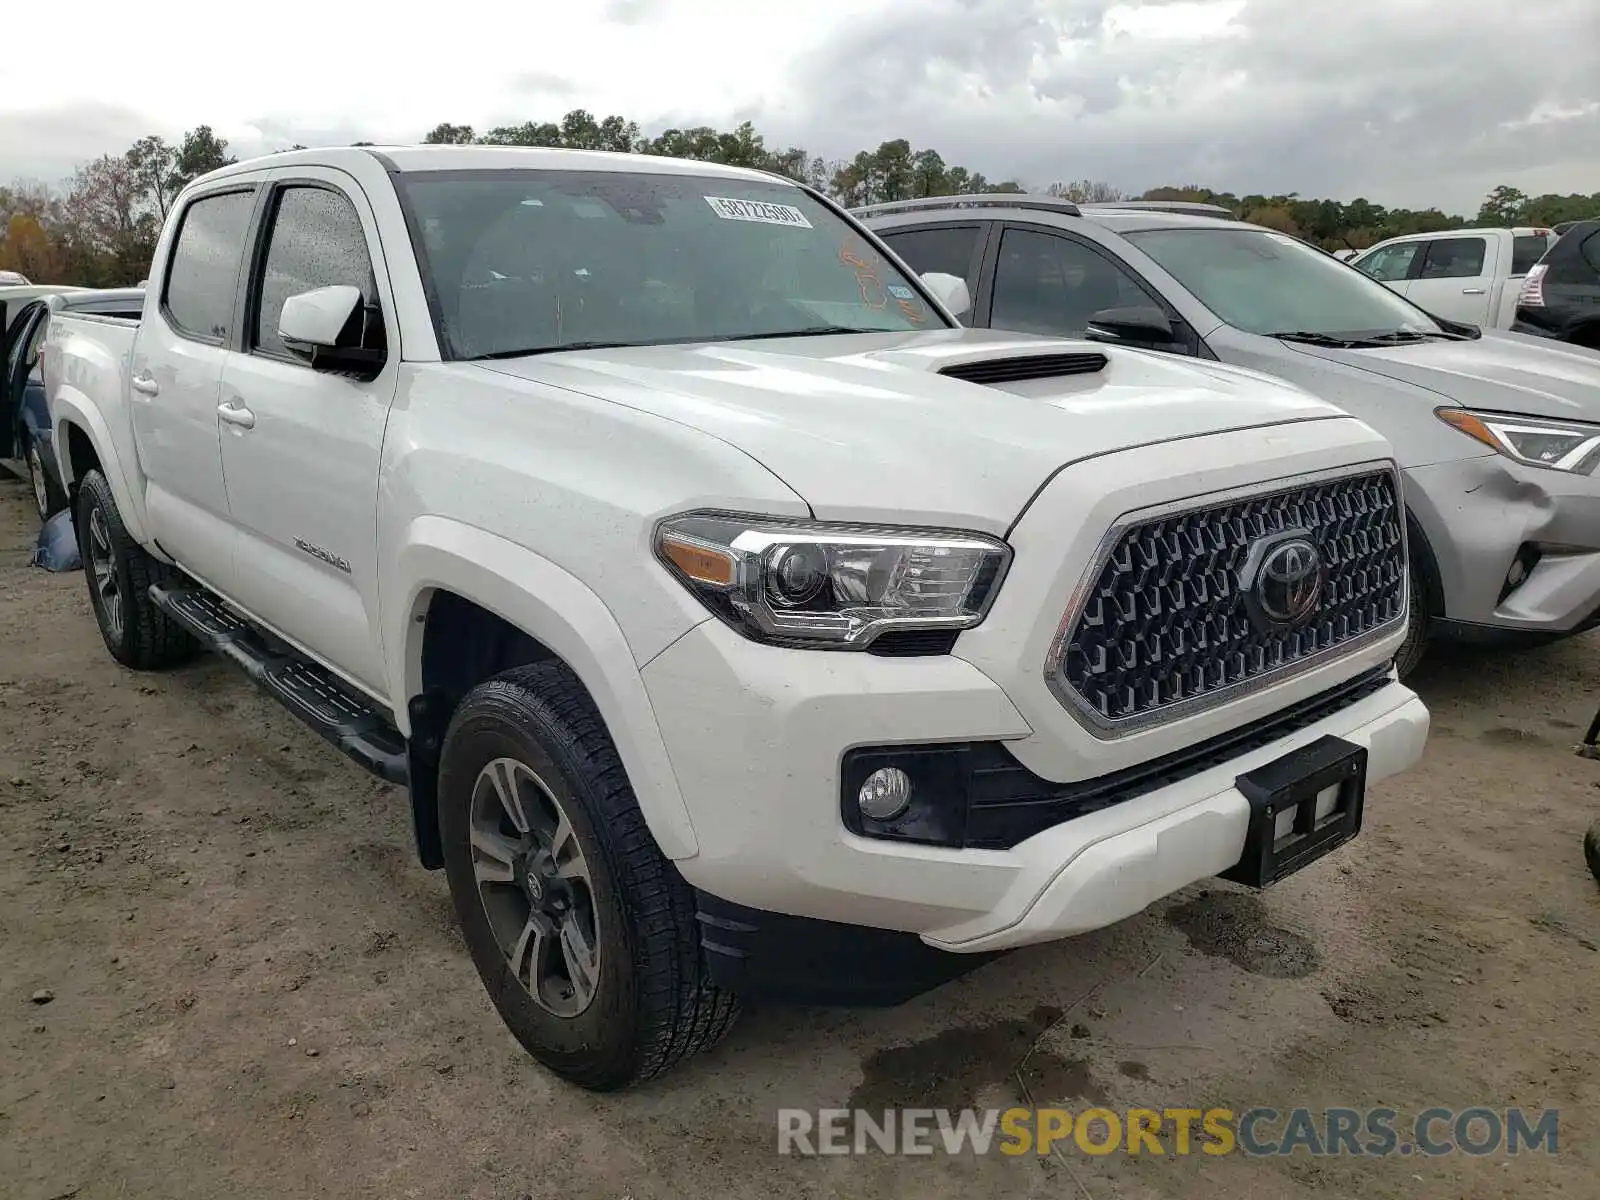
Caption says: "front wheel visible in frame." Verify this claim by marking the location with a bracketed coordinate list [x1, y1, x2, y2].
[75, 469, 198, 669]
[438, 661, 739, 1090]
[1395, 559, 1429, 681]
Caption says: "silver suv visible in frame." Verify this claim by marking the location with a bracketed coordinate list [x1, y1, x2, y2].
[858, 195, 1600, 676]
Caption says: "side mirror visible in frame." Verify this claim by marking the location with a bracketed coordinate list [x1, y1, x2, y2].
[1085, 306, 1177, 345]
[919, 272, 972, 318]
[279, 285, 384, 379]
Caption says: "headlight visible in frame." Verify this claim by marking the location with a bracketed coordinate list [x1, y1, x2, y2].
[654, 512, 1011, 649]
[1436, 408, 1600, 474]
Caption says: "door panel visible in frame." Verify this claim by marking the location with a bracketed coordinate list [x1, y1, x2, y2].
[1407, 236, 1492, 324]
[3, 302, 46, 457]
[131, 187, 258, 591]
[219, 172, 398, 693]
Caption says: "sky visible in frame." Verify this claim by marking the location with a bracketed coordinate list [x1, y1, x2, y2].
[3, 0, 1597, 214]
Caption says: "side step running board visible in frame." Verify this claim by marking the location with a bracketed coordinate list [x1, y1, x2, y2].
[149, 584, 409, 785]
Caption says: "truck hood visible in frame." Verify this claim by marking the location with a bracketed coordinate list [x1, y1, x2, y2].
[1278, 329, 1600, 421]
[476, 328, 1349, 532]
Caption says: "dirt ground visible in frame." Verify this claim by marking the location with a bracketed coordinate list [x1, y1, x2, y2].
[2, 471, 1598, 1200]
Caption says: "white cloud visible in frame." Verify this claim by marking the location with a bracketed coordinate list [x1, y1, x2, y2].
[1, 0, 1596, 212]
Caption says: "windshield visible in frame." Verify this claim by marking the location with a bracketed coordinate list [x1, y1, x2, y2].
[395, 169, 946, 359]
[1125, 227, 1443, 340]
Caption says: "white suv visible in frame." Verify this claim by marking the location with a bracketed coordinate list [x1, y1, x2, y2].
[46, 147, 1429, 1089]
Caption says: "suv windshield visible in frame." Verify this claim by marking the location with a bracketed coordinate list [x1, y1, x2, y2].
[1126, 227, 1443, 341]
[395, 169, 946, 359]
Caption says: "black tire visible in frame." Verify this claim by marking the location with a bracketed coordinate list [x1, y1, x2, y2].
[438, 661, 739, 1090]
[75, 468, 199, 670]
[1585, 822, 1600, 886]
[22, 430, 67, 522]
[1395, 558, 1429, 681]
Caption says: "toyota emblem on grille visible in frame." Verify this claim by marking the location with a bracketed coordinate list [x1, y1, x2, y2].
[1241, 532, 1324, 632]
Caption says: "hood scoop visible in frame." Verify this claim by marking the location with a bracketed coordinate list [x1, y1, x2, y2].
[938, 351, 1108, 386]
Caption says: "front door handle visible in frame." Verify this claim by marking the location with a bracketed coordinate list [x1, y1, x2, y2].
[1461, 287, 1486, 295]
[217, 401, 256, 430]
[130, 371, 159, 397]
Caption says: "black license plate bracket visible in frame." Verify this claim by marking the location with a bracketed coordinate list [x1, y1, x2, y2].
[1221, 734, 1368, 889]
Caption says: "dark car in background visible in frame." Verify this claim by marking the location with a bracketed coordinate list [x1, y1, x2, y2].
[3, 288, 145, 523]
[1514, 219, 1600, 350]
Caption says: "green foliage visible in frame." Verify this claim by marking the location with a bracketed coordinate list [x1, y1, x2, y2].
[0, 125, 238, 285]
[1136, 180, 1600, 251]
[1047, 179, 1125, 203]
[7, 108, 1600, 287]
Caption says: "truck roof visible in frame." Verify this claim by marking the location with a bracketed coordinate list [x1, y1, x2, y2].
[1365, 225, 1555, 243]
[193, 144, 791, 189]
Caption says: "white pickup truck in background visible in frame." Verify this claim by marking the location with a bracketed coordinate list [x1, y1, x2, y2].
[43, 145, 1428, 1090]
[1350, 226, 1557, 328]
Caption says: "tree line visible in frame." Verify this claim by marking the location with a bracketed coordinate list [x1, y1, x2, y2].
[2, 111, 1597, 289]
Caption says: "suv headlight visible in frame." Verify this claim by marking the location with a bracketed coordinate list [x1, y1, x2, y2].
[655, 512, 1011, 649]
[1437, 408, 1600, 474]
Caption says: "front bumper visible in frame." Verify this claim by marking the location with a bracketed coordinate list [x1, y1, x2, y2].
[642, 618, 1428, 954]
[1405, 456, 1600, 636]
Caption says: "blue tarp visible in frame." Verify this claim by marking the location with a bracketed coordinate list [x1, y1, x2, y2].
[31, 510, 80, 572]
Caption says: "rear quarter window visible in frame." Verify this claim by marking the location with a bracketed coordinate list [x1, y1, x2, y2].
[1512, 234, 1552, 275]
[1582, 231, 1600, 275]
[877, 225, 983, 289]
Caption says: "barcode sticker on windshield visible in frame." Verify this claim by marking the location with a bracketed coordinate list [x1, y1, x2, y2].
[704, 196, 813, 229]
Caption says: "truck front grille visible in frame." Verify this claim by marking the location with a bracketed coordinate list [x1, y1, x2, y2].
[1050, 466, 1406, 733]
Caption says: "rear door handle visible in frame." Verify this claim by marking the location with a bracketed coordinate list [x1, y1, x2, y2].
[217, 400, 256, 430]
[130, 371, 159, 397]
[1461, 287, 1486, 295]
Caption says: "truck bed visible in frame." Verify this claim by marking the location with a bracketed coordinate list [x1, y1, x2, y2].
[41, 310, 145, 527]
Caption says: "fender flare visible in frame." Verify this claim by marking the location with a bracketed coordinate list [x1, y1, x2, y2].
[51, 387, 152, 545]
[387, 516, 701, 861]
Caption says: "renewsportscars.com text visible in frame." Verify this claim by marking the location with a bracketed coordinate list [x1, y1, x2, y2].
[776, 1106, 1560, 1158]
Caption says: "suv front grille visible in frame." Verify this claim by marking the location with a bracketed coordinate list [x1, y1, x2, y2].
[1050, 467, 1405, 733]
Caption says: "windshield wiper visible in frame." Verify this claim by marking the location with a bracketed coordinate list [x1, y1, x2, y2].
[1363, 329, 1474, 344]
[713, 325, 896, 342]
[469, 340, 636, 360]
[1270, 331, 1368, 348]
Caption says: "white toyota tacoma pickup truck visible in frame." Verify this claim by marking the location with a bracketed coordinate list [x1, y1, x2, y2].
[43, 146, 1429, 1090]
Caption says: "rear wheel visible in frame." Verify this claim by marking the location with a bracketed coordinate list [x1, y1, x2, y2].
[75, 469, 198, 669]
[22, 431, 66, 522]
[438, 661, 738, 1090]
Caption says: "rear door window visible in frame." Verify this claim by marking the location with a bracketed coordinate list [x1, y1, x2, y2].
[4, 307, 32, 381]
[162, 189, 256, 342]
[1417, 237, 1488, 280]
[876, 225, 985, 291]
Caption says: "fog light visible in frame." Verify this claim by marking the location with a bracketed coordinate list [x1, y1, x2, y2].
[858, 767, 913, 821]
[1499, 543, 1542, 602]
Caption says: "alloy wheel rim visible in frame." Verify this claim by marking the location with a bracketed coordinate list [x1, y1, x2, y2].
[468, 756, 601, 1018]
[27, 445, 48, 517]
[87, 505, 122, 641]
